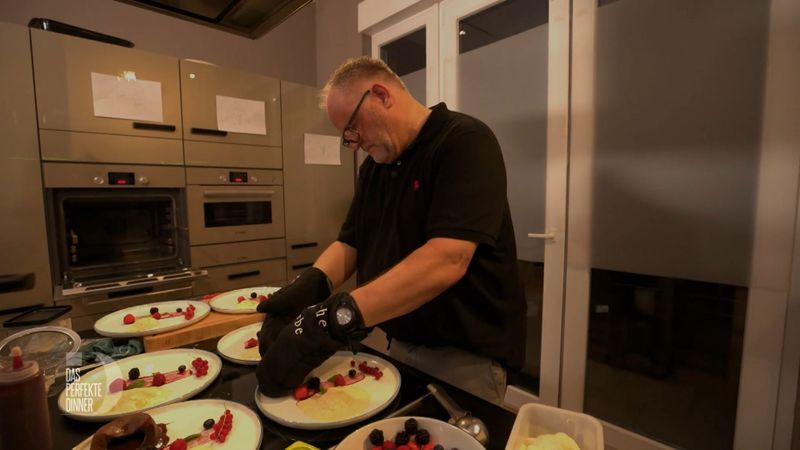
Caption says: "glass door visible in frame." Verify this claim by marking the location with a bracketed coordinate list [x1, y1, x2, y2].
[440, 0, 570, 407]
[564, 0, 800, 448]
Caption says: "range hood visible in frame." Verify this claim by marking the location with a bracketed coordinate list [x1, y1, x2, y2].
[117, 0, 312, 39]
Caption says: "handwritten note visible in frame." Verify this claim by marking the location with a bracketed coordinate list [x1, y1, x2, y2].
[304, 133, 342, 166]
[91, 72, 163, 122]
[216, 95, 267, 135]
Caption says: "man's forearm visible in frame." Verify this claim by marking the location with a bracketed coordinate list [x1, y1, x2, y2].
[351, 237, 477, 327]
[313, 241, 357, 290]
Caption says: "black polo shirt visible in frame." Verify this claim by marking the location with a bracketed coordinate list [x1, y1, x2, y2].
[337, 103, 525, 369]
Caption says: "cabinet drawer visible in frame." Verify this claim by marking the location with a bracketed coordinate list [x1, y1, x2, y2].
[40, 129, 184, 165]
[184, 141, 282, 169]
[191, 239, 286, 268]
[181, 60, 281, 147]
[193, 259, 286, 296]
[31, 29, 181, 138]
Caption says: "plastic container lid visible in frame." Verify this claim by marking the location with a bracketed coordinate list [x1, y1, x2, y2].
[0, 359, 40, 385]
[0, 326, 81, 394]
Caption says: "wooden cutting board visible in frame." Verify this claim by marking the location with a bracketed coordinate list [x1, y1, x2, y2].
[143, 311, 264, 352]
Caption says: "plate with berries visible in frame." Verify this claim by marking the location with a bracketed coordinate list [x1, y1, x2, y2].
[72, 399, 263, 450]
[255, 351, 401, 430]
[94, 300, 210, 338]
[338, 416, 485, 450]
[209, 286, 281, 314]
[58, 348, 222, 422]
[216, 322, 262, 365]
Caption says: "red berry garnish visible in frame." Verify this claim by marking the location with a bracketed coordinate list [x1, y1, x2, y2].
[351, 360, 356, 367]
[237, 296, 246, 303]
[152, 312, 162, 319]
[123, 314, 135, 325]
[383, 441, 397, 450]
[244, 338, 258, 349]
[169, 438, 187, 450]
[258, 294, 267, 301]
[293, 385, 311, 401]
[333, 374, 346, 387]
[152, 372, 166, 386]
[109, 378, 126, 393]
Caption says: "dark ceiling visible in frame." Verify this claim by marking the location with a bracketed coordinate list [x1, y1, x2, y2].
[117, 0, 312, 39]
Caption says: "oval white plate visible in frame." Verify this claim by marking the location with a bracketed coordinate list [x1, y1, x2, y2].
[94, 300, 210, 338]
[217, 322, 262, 365]
[209, 286, 280, 314]
[58, 349, 222, 422]
[255, 351, 401, 430]
[338, 416, 485, 450]
[72, 399, 263, 450]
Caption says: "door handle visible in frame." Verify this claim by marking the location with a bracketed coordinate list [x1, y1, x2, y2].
[202, 190, 275, 199]
[527, 231, 556, 241]
[191, 127, 228, 136]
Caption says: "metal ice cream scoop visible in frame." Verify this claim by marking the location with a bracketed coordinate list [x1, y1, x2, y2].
[427, 383, 489, 446]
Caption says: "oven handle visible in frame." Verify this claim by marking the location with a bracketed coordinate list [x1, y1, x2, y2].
[59, 269, 208, 298]
[202, 190, 275, 199]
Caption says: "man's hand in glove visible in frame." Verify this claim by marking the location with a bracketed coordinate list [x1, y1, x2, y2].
[256, 292, 369, 398]
[256, 267, 332, 355]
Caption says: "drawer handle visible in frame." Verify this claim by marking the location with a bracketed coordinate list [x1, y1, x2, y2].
[191, 127, 228, 136]
[290, 242, 318, 250]
[203, 190, 274, 199]
[291, 263, 313, 270]
[133, 122, 177, 132]
[228, 270, 261, 280]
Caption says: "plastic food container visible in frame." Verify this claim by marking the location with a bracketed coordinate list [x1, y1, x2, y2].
[0, 326, 81, 396]
[505, 403, 604, 450]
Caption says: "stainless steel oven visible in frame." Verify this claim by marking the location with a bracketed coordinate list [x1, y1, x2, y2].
[186, 167, 284, 245]
[43, 162, 206, 330]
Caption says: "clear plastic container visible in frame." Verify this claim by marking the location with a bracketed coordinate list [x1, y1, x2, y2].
[0, 326, 81, 396]
[505, 403, 604, 450]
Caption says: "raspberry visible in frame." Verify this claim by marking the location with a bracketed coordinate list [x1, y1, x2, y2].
[128, 367, 140, 380]
[258, 295, 267, 301]
[152, 372, 166, 386]
[237, 296, 246, 303]
[123, 314, 135, 325]
[407, 443, 419, 450]
[368, 428, 384, 446]
[423, 444, 436, 450]
[333, 374, 346, 386]
[169, 438, 187, 450]
[394, 431, 409, 445]
[109, 378, 126, 393]
[293, 385, 311, 401]
[187, 304, 196, 311]
[382, 441, 396, 450]
[404, 418, 418, 435]
[397, 446, 410, 450]
[152, 312, 162, 319]
[414, 429, 430, 445]
[245, 338, 258, 349]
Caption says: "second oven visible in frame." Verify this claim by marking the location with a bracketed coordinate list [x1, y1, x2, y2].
[186, 167, 285, 245]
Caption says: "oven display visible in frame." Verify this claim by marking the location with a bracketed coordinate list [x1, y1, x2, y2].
[109, 172, 135, 185]
[229, 171, 248, 183]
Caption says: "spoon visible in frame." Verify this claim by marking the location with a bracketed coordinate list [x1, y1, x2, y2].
[427, 383, 490, 446]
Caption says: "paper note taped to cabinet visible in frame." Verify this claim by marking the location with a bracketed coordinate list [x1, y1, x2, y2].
[91, 72, 164, 122]
[216, 95, 267, 135]
[304, 133, 341, 166]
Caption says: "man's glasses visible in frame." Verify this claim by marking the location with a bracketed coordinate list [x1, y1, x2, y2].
[341, 90, 370, 148]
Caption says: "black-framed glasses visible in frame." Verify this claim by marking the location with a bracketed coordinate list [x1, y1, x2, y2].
[341, 90, 370, 148]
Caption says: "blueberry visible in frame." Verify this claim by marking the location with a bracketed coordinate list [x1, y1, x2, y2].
[433, 446, 444, 450]
[178, 364, 186, 374]
[150, 307, 159, 314]
[404, 418, 418, 435]
[368, 428, 384, 446]
[176, 307, 182, 313]
[394, 431, 409, 445]
[306, 377, 321, 391]
[203, 418, 215, 429]
[415, 429, 430, 444]
[348, 369, 357, 378]
[250, 292, 258, 299]
[128, 367, 140, 380]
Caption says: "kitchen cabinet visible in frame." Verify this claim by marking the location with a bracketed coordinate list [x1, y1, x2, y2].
[31, 28, 183, 165]
[191, 240, 287, 295]
[181, 59, 282, 169]
[0, 23, 53, 312]
[280, 81, 355, 281]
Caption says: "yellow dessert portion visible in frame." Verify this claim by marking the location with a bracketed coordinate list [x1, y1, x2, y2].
[296, 386, 370, 422]
[132, 316, 159, 331]
[518, 433, 580, 450]
[238, 345, 260, 361]
[234, 300, 259, 309]
[108, 387, 172, 414]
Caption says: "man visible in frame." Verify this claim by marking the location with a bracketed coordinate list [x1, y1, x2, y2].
[256, 56, 525, 404]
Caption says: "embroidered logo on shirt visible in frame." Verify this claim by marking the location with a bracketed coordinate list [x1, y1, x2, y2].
[413, 180, 420, 191]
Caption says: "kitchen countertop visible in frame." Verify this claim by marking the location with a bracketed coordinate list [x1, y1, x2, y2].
[48, 337, 518, 450]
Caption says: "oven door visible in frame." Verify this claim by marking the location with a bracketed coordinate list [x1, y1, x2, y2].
[187, 185, 284, 245]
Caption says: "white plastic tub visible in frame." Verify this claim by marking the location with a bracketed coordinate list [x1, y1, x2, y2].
[505, 403, 604, 450]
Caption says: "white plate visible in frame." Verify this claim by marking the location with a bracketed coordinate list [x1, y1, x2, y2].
[255, 351, 401, 430]
[217, 322, 262, 365]
[94, 300, 210, 338]
[338, 416, 485, 450]
[209, 286, 280, 314]
[72, 399, 263, 450]
[58, 349, 222, 422]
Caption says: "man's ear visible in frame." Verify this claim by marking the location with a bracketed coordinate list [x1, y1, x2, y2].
[370, 83, 393, 108]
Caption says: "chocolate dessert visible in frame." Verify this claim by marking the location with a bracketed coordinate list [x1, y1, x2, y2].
[89, 412, 169, 450]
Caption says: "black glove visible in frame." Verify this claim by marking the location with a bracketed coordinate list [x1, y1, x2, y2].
[256, 292, 370, 398]
[256, 267, 331, 355]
